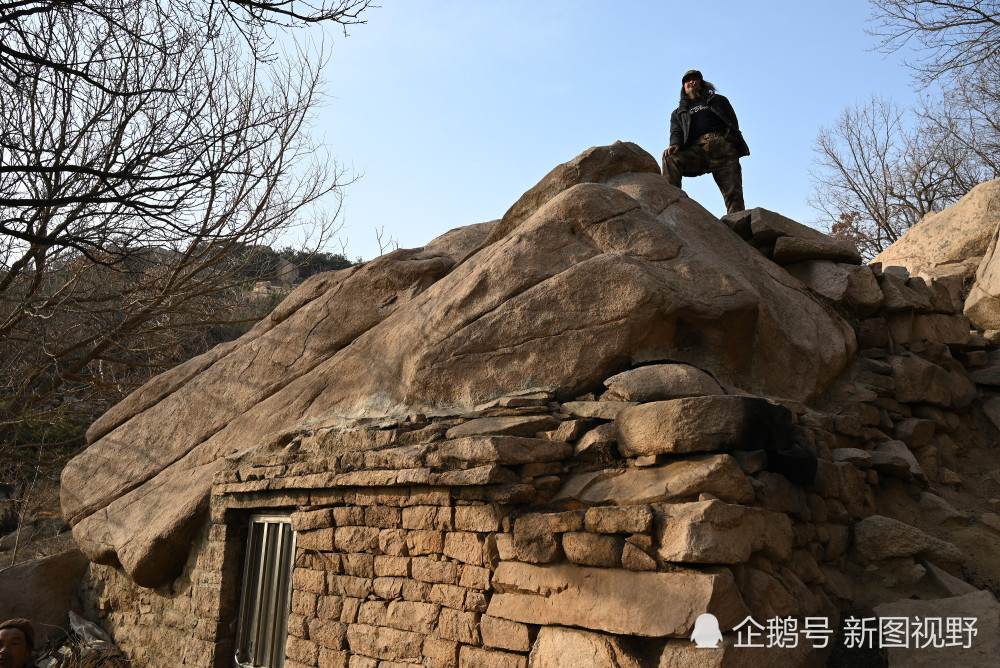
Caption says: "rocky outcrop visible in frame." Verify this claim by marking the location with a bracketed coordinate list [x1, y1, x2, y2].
[874, 178, 1000, 285]
[965, 219, 1000, 329]
[143, 322, 986, 668]
[60, 141, 1000, 668]
[61, 142, 858, 586]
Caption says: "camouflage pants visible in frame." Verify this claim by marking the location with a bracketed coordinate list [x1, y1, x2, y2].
[662, 134, 745, 214]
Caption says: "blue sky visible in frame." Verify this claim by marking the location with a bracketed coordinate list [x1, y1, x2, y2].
[316, 0, 918, 261]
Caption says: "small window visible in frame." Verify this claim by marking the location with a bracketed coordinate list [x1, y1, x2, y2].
[235, 514, 296, 668]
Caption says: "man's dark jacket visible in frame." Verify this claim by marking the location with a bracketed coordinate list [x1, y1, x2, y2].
[669, 91, 750, 157]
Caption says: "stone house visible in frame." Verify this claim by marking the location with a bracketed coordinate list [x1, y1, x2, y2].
[63, 146, 1000, 667]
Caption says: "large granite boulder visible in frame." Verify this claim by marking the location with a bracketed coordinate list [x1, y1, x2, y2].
[61, 142, 857, 587]
[874, 178, 1000, 277]
[965, 211, 1000, 329]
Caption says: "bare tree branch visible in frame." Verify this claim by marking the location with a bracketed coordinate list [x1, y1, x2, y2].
[227, 0, 374, 27]
[0, 0, 367, 479]
[868, 0, 1000, 85]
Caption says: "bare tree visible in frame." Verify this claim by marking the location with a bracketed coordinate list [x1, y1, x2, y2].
[867, 1, 1000, 173]
[868, 0, 1000, 85]
[0, 2, 370, 472]
[374, 225, 399, 256]
[809, 95, 986, 259]
[811, 1, 1000, 258]
[828, 211, 885, 261]
[810, 97, 906, 257]
[0, 2, 373, 214]
[915, 63, 1000, 178]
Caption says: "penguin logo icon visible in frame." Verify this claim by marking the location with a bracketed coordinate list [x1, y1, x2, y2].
[691, 613, 724, 648]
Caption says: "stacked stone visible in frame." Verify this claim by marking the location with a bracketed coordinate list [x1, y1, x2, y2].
[201, 392, 568, 668]
[279, 489, 507, 668]
[720, 213, 987, 496]
[826, 262, 983, 490]
[505, 383, 871, 666]
[721, 208, 863, 266]
[76, 258, 992, 668]
[746, 249, 995, 625]
[79, 351, 977, 668]
[199, 360, 908, 667]
[76, 519, 243, 667]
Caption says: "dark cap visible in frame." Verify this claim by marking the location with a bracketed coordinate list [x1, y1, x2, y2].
[0, 618, 35, 649]
[682, 69, 703, 83]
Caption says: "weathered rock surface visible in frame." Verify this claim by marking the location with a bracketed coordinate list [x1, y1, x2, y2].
[655, 499, 794, 564]
[889, 353, 976, 409]
[61, 142, 857, 586]
[445, 415, 560, 439]
[773, 235, 863, 265]
[723, 208, 863, 265]
[871, 440, 926, 481]
[872, 590, 1000, 667]
[879, 270, 934, 312]
[844, 265, 886, 315]
[477, 140, 664, 251]
[784, 260, 853, 302]
[866, 178, 1000, 328]
[616, 396, 792, 457]
[785, 261, 886, 318]
[602, 363, 724, 402]
[966, 208, 1000, 329]
[552, 454, 754, 506]
[573, 422, 618, 460]
[560, 400, 637, 420]
[983, 397, 1000, 430]
[874, 178, 1000, 276]
[527, 627, 643, 668]
[487, 561, 750, 637]
[853, 515, 962, 564]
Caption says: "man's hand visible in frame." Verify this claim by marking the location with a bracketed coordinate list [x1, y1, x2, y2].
[663, 145, 679, 158]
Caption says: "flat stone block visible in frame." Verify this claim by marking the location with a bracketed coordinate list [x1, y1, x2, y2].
[656, 499, 793, 564]
[562, 532, 624, 567]
[487, 561, 749, 637]
[616, 396, 791, 457]
[481, 615, 533, 652]
[560, 400, 638, 420]
[445, 415, 560, 439]
[427, 436, 572, 467]
[345, 623, 424, 663]
[459, 645, 528, 668]
[584, 505, 654, 534]
[553, 454, 754, 507]
[528, 626, 642, 667]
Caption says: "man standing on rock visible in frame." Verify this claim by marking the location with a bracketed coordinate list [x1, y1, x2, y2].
[662, 69, 749, 214]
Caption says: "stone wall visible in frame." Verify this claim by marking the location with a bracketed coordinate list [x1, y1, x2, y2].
[190, 379, 898, 667]
[77, 516, 241, 667]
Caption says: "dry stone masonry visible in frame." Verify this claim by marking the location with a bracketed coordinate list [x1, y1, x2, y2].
[54, 145, 1000, 667]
